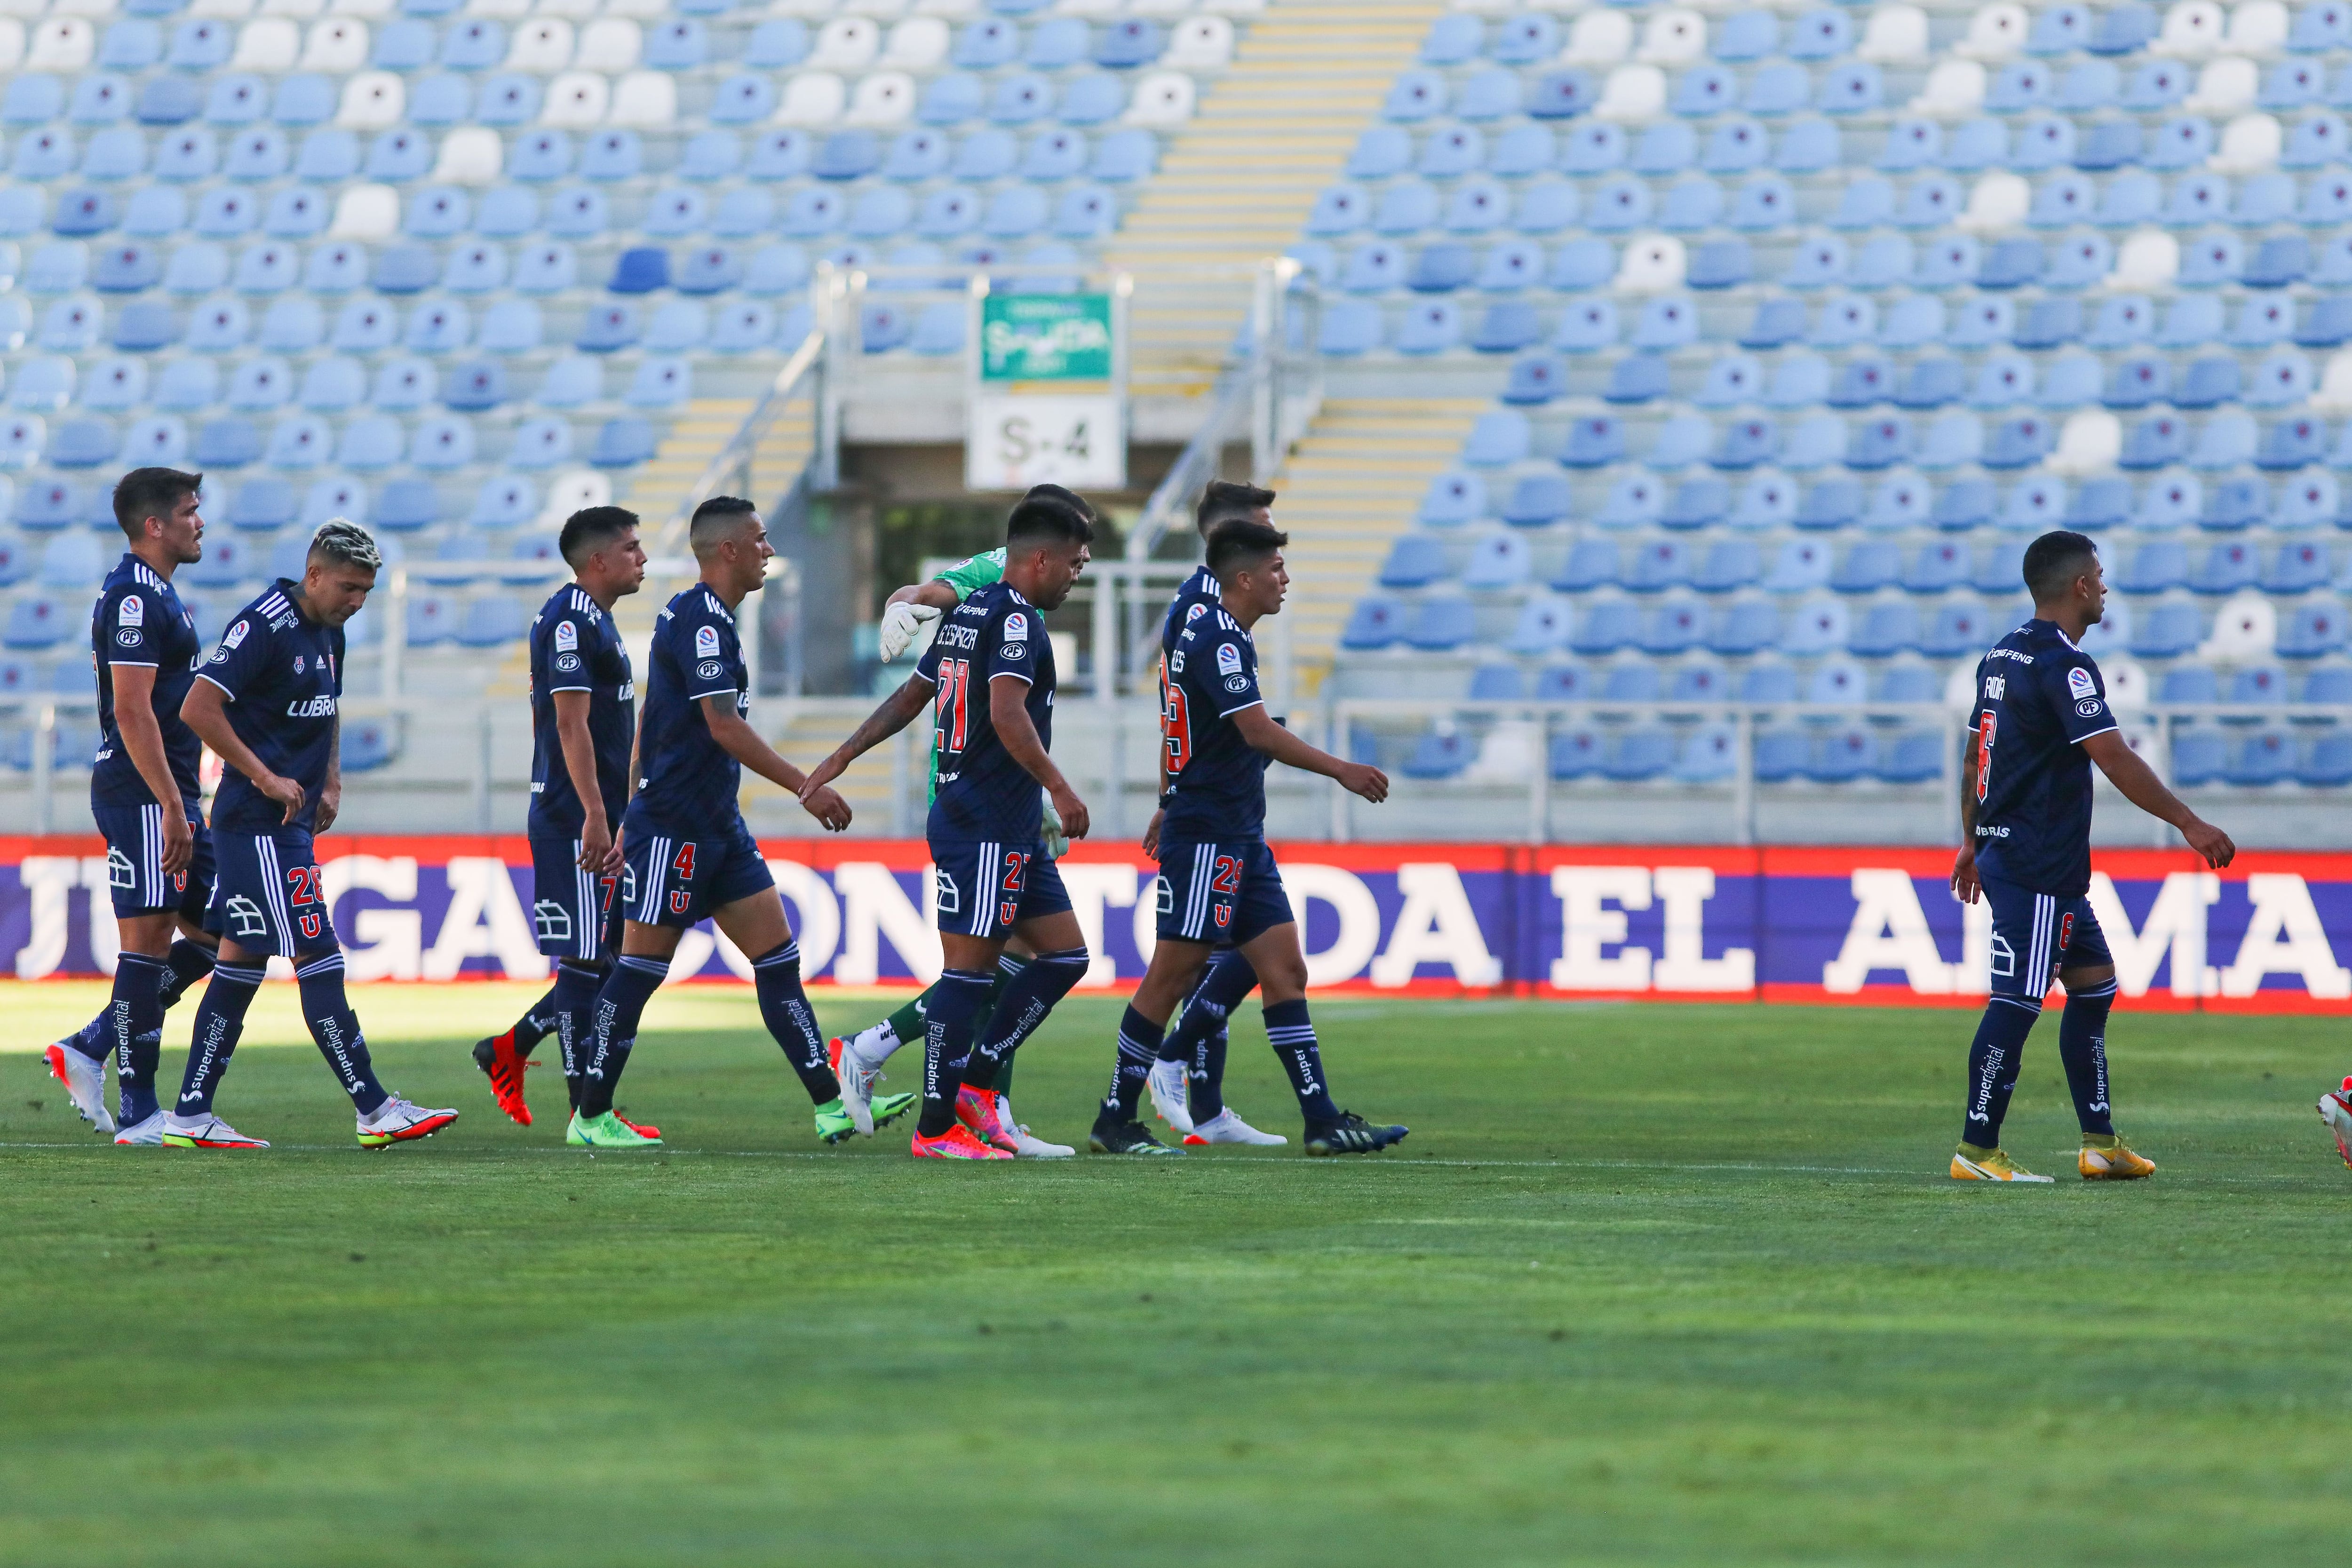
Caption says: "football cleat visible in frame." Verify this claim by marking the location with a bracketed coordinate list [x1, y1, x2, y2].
[1305, 1112, 1409, 1157]
[357, 1097, 460, 1147]
[1089, 1117, 1179, 1156]
[911, 1124, 1012, 1161]
[1184, 1108, 1288, 1147]
[471, 1027, 533, 1127]
[828, 1034, 879, 1136]
[812, 1098, 860, 1145]
[2079, 1136, 2157, 1180]
[112, 1111, 167, 1146]
[567, 1110, 660, 1147]
[2320, 1078, 2352, 1168]
[615, 1113, 661, 1139]
[871, 1090, 917, 1130]
[1146, 1058, 1194, 1135]
[954, 1084, 1019, 1153]
[997, 1095, 1074, 1158]
[161, 1112, 268, 1149]
[44, 1042, 114, 1135]
[1950, 1147, 2054, 1183]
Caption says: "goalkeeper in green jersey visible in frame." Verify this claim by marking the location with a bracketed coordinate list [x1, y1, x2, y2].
[829, 487, 1084, 1157]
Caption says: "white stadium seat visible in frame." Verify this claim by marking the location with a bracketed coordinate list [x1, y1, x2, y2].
[1124, 71, 1196, 127]
[329, 183, 398, 241]
[335, 69, 404, 130]
[541, 71, 610, 129]
[774, 71, 846, 127]
[1955, 2, 2027, 59]
[844, 71, 915, 128]
[608, 71, 676, 129]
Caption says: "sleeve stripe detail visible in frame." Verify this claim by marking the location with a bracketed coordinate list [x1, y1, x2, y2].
[2072, 724, 2119, 744]
[193, 672, 236, 700]
[685, 685, 740, 701]
[988, 671, 1034, 686]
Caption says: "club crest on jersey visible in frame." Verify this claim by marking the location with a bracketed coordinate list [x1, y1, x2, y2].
[669, 889, 691, 915]
[695, 625, 721, 659]
[932, 865, 961, 915]
[1000, 899, 1017, 927]
[2066, 666, 2097, 701]
[1216, 643, 1243, 676]
[554, 620, 579, 653]
[294, 654, 305, 673]
[1214, 904, 1232, 928]
[118, 595, 143, 626]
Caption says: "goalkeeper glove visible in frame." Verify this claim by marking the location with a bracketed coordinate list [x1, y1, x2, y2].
[877, 599, 939, 663]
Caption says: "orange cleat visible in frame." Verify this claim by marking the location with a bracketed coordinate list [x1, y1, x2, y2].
[911, 1123, 1012, 1161]
[616, 1113, 661, 1140]
[954, 1084, 1019, 1153]
[472, 1027, 533, 1127]
[2079, 1136, 2157, 1180]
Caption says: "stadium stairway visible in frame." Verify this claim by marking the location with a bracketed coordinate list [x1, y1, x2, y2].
[1102, 0, 1443, 399]
[621, 397, 756, 525]
[1272, 394, 1490, 687]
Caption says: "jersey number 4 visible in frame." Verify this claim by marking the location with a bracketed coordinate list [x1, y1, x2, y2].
[935, 658, 972, 756]
[1974, 712, 1996, 803]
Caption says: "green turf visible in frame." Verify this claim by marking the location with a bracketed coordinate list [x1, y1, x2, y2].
[4, 983, 2350, 1567]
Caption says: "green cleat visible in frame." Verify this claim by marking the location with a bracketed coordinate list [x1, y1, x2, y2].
[871, 1090, 917, 1131]
[814, 1098, 858, 1145]
[567, 1110, 660, 1148]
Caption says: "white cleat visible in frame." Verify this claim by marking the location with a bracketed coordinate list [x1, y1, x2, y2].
[43, 1042, 115, 1135]
[1146, 1058, 1195, 1135]
[162, 1112, 269, 1149]
[997, 1095, 1074, 1158]
[356, 1096, 459, 1147]
[1183, 1108, 1289, 1147]
[832, 1033, 880, 1136]
[113, 1111, 167, 1146]
[2321, 1079, 2352, 1167]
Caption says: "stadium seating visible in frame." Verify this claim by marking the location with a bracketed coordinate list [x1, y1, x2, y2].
[1305, 2, 2352, 789]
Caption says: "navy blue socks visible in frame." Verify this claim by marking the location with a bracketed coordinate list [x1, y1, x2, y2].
[157, 938, 217, 1010]
[753, 941, 841, 1106]
[1105, 1005, 1164, 1122]
[549, 958, 606, 1108]
[295, 949, 387, 1114]
[1263, 999, 1339, 1124]
[2058, 979, 2118, 1138]
[175, 960, 264, 1116]
[1961, 996, 2041, 1149]
[578, 954, 667, 1118]
[915, 967, 995, 1137]
[105, 952, 167, 1126]
[965, 947, 1087, 1093]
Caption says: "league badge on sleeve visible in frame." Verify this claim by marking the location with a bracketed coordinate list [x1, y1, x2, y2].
[1001, 610, 1029, 660]
[118, 595, 143, 627]
[1216, 642, 1243, 676]
[554, 619, 578, 653]
[2067, 666, 2098, 700]
[695, 624, 721, 660]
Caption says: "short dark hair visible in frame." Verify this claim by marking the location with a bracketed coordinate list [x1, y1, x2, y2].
[1208, 520, 1287, 584]
[1022, 483, 1097, 523]
[1006, 495, 1094, 550]
[1196, 479, 1274, 539]
[560, 505, 639, 569]
[2023, 530, 2100, 603]
[689, 494, 759, 553]
[113, 467, 201, 540]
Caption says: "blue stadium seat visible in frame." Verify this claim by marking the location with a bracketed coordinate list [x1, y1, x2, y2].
[1420, 470, 1486, 526]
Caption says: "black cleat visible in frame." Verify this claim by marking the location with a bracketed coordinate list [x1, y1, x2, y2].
[1089, 1117, 1180, 1156]
[1305, 1112, 1408, 1157]
[470, 1036, 497, 1077]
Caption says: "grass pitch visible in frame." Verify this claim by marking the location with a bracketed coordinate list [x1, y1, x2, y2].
[2, 982, 2349, 1567]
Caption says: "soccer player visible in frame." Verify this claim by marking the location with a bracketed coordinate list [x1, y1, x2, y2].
[43, 468, 222, 1145]
[827, 483, 1100, 1158]
[471, 506, 650, 1130]
[1093, 520, 1406, 1157]
[799, 494, 1097, 1161]
[164, 520, 459, 1149]
[1949, 530, 2235, 1182]
[1139, 480, 1292, 1147]
[566, 496, 908, 1149]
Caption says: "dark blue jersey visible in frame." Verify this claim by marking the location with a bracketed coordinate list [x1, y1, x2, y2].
[625, 583, 747, 834]
[1970, 618, 2118, 897]
[198, 579, 346, 834]
[1161, 604, 1271, 840]
[90, 552, 204, 810]
[1159, 564, 1221, 658]
[527, 582, 634, 837]
[914, 579, 1054, 842]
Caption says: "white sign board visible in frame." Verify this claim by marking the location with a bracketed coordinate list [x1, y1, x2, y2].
[964, 393, 1125, 490]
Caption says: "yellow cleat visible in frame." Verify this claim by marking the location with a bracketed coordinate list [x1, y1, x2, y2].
[1951, 1146, 2055, 1183]
[2079, 1136, 2157, 1181]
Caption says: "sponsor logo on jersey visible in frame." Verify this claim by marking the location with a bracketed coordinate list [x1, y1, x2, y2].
[118, 595, 143, 626]
[696, 659, 724, 681]
[2066, 666, 2098, 700]
[286, 695, 336, 718]
[554, 619, 579, 653]
[1216, 643, 1243, 676]
[1001, 643, 1027, 661]
[115, 628, 140, 647]
[695, 625, 721, 659]
[1224, 673, 1249, 693]
[555, 652, 582, 673]
[2075, 697, 2103, 716]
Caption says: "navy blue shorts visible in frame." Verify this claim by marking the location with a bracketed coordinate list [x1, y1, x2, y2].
[95, 800, 217, 923]
[529, 834, 624, 961]
[620, 816, 773, 929]
[208, 826, 334, 957]
[1985, 875, 2112, 1003]
[930, 836, 1072, 941]
[1155, 836, 1292, 947]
